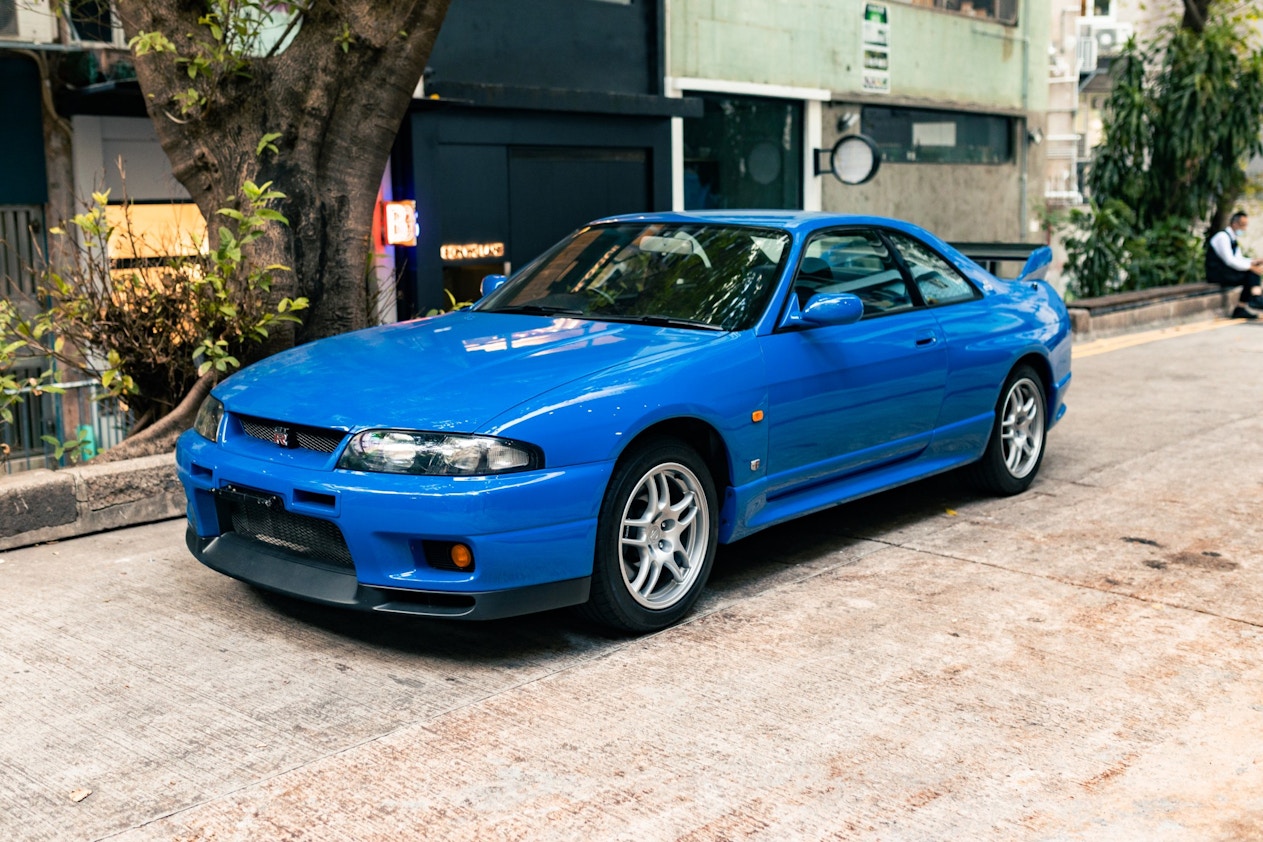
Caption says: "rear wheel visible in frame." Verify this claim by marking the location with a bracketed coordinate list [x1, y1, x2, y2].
[969, 365, 1047, 495]
[582, 439, 718, 634]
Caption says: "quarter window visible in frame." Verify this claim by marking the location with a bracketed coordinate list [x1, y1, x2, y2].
[886, 231, 979, 307]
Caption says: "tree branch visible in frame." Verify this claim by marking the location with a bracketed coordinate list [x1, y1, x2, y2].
[1181, 0, 1206, 33]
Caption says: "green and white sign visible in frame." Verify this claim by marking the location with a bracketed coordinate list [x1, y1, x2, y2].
[861, 3, 890, 94]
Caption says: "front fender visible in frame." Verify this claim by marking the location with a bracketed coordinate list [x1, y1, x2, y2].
[481, 334, 770, 477]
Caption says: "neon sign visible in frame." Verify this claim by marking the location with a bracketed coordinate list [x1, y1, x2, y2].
[440, 241, 506, 261]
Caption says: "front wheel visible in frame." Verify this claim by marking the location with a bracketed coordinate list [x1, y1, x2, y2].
[968, 365, 1047, 495]
[582, 439, 718, 634]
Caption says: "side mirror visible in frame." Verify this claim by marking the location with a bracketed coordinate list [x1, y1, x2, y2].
[780, 292, 864, 329]
[480, 274, 508, 298]
[1016, 246, 1052, 284]
[802, 293, 864, 326]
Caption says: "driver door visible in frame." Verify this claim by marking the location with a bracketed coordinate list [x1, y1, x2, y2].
[760, 228, 948, 496]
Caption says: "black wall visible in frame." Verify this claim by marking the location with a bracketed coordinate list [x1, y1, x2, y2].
[0, 58, 49, 205]
[427, 0, 661, 96]
[400, 106, 671, 315]
[393, 0, 686, 317]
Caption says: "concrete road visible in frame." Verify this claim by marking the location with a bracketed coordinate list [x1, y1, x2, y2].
[2, 320, 1261, 841]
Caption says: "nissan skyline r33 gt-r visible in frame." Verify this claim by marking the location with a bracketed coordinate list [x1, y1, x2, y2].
[177, 211, 1072, 634]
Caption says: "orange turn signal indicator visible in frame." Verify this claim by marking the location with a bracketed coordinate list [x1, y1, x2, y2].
[751, 410, 765, 423]
[450, 543, 474, 570]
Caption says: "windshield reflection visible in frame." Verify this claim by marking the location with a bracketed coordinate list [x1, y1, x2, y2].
[478, 223, 791, 331]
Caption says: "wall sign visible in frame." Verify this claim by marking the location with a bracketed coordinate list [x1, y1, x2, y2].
[861, 4, 891, 95]
[440, 241, 506, 262]
[383, 200, 418, 247]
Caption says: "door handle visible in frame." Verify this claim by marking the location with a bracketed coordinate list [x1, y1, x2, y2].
[915, 331, 938, 347]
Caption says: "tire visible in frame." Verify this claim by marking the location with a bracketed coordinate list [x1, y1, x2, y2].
[581, 438, 718, 634]
[968, 365, 1047, 496]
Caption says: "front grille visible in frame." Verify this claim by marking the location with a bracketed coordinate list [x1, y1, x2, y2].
[217, 489, 355, 570]
[237, 415, 346, 454]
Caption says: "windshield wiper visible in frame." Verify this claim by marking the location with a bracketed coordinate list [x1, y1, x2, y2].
[598, 314, 725, 332]
[488, 304, 586, 317]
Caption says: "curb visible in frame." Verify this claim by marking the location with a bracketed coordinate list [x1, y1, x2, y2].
[1067, 283, 1236, 342]
[0, 453, 185, 552]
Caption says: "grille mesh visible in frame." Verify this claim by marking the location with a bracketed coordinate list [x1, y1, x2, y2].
[218, 493, 354, 570]
[238, 415, 345, 454]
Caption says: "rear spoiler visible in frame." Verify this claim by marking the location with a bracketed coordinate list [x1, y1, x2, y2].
[950, 242, 1052, 283]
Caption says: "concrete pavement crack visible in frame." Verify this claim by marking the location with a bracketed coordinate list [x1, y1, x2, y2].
[849, 534, 1263, 631]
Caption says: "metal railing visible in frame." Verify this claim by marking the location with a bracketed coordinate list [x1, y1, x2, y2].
[1, 205, 43, 300]
[1, 377, 133, 474]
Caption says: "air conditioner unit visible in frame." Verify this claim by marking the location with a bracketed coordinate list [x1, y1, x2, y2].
[1076, 35, 1099, 74]
[0, 0, 57, 43]
[1079, 17, 1134, 58]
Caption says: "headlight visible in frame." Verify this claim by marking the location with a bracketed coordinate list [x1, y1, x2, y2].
[336, 430, 543, 476]
[193, 396, 224, 442]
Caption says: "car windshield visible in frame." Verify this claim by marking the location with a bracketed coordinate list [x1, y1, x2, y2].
[478, 222, 791, 331]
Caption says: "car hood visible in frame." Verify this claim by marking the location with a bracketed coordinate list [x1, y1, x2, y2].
[214, 312, 730, 432]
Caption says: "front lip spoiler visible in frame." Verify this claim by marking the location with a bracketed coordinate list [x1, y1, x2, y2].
[186, 525, 591, 620]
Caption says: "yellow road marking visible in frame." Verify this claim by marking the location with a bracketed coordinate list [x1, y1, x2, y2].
[1073, 318, 1243, 358]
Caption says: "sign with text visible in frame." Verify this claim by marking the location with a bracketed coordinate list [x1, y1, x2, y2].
[440, 241, 506, 262]
[861, 4, 891, 94]
[383, 201, 418, 247]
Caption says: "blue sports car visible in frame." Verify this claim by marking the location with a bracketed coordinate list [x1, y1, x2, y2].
[177, 212, 1071, 633]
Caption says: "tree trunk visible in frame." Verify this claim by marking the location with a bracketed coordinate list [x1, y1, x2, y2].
[94, 371, 216, 462]
[114, 1, 451, 347]
[1181, 0, 1210, 34]
[93, 1, 449, 458]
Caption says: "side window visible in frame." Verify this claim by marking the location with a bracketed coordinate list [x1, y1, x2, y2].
[886, 231, 979, 307]
[794, 230, 917, 318]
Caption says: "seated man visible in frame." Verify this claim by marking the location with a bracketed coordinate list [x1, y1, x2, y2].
[1206, 211, 1263, 320]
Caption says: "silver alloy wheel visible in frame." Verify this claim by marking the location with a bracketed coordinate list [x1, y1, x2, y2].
[1000, 377, 1044, 479]
[618, 461, 710, 610]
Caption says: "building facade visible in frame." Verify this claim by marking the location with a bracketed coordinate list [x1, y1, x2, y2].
[668, 0, 1051, 243]
[391, 0, 698, 317]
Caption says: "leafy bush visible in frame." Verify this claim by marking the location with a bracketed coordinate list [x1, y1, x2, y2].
[1, 180, 306, 447]
[1064, 12, 1263, 296]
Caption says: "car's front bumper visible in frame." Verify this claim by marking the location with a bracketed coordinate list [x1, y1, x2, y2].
[177, 429, 610, 619]
[187, 527, 591, 619]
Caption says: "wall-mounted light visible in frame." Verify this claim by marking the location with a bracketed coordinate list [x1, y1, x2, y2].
[1027, 127, 1045, 146]
[814, 134, 882, 185]
[383, 200, 418, 246]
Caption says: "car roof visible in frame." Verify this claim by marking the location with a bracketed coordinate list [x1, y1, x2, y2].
[591, 210, 930, 237]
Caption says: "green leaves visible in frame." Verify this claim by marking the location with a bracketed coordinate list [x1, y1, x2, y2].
[131, 2, 317, 118]
[0, 134, 307, 461]
[256, 132, 283, 157]
[336, 24, 354, 53]
[129, 31, 178, 55]
[40, 431, 93, 465]
[1067, 11, 1263, 296]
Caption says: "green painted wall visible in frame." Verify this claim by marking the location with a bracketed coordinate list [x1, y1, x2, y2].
[671, 0, 1049, 113]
